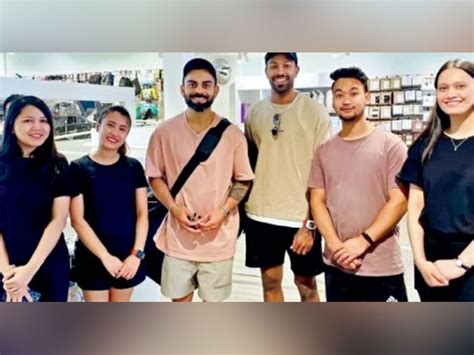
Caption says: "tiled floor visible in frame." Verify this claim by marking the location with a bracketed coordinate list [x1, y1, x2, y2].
[127, 227, 419, 302]
[58, 139, 420, 302]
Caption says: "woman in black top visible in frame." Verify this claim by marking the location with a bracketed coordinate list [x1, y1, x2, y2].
[0, 96, 71, 302]
[70, 106, 148, 302]
[398, 59, 473, 301]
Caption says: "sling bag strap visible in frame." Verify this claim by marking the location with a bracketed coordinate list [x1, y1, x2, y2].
[169, 117, 231, 199]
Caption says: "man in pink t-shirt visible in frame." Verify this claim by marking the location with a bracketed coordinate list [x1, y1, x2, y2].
[145, 58, 254, 302]
[308, 67, 409, 301]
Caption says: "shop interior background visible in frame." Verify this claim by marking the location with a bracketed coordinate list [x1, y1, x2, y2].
[1, 52, 471, 143]
[1, 51, 472, 303]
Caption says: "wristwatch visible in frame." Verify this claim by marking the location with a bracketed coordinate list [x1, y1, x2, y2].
[304, 219, 316, 231]
[131, 249, 146, 260]
[455, 257, 470, 271]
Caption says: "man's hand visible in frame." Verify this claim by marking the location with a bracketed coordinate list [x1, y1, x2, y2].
[169, 204, 201, 233]
[290, 227, 314, 255]
[327, 238, 363, 272]
[333, 236, 371, 266]
[198, 208, 227, 232]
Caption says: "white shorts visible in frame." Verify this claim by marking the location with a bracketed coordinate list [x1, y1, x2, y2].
[161, 255, 233, 302]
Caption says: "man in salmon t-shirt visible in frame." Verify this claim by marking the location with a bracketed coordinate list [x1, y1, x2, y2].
[308, 67, 409, 302]
[145, 58, 254, 302]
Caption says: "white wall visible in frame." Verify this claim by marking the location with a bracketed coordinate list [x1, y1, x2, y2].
[239, 52, 472, 80]
[1, 52, 242, 123]
[0, 77, 136, 115]
[3, 52, 471, 82]
[2, 53, 163, 77]
[3, 52, 471, 123]
[302, 53, 472, 77]
[0, 54, 6, 77]
[161, 53, 194, 119]
[199, 54, 238, 122]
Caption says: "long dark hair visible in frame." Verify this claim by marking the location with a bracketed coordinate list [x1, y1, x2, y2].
[97, 105, 131, 156]
[2, 94, 24, 114]
[0, 95, 58, 162]
[418, 59, 474, 164]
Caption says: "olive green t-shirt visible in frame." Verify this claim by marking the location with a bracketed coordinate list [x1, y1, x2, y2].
[245, 94, 330, 226]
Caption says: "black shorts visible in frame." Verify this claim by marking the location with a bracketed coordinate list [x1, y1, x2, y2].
[72, 247, 146, 291]
[244, 218, 325, 277]
[325, 266, 408, 302]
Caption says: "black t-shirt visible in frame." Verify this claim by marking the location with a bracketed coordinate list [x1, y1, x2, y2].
[70, 155, 148, 256]
[398, 133, 474, 237]
[0, 155, 70, 265]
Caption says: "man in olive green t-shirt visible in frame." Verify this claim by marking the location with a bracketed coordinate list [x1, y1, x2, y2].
[244, 53, 331, 302]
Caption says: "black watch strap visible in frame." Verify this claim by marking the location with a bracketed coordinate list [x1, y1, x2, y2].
[361, 232, 375, 246]
[455, 257, 470, 271]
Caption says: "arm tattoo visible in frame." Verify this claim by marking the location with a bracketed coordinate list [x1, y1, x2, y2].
[229, 181, 251, 203]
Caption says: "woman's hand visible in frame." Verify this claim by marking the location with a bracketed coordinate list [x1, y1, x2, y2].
[417, 260, 449, 287]
[3, 265, 35, 293]
[434, 259, 466, 281]
[100, 254, 123, 278]
[117, 256, 140, 280]
[4, 288, 33, 302]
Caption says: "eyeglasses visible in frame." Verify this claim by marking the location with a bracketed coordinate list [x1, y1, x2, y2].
[271, 114, 280, 136]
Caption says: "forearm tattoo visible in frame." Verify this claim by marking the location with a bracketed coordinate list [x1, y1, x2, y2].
[229, 181, 251, 203]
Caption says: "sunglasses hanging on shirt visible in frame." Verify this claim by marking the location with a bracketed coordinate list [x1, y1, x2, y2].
[272, 114, 281, 136]
[268, 93, 300, 138]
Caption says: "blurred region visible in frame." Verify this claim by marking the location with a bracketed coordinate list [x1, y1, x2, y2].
[0, 304, 472, 354]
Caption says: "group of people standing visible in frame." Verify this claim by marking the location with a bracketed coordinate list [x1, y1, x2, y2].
[0, 53, 472, 302]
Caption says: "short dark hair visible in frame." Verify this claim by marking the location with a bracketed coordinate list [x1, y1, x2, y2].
[182, 58, 217, 84]
[265, 52, 298, 66]
[330, 67, 369, 92]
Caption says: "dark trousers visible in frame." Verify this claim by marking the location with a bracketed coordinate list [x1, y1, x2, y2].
[325, 266, 408, 302]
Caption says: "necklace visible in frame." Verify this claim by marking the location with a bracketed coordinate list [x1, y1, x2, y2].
[268, 92, 300, 115]
[267, 93, 300, 137]
[450, 137, 469, 151]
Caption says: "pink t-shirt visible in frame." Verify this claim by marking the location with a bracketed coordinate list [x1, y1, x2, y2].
[308, 129, 407, 276]
[146, 113, 254, 262]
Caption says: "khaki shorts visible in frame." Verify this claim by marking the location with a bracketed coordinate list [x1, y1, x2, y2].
[161, 255, 233, 302]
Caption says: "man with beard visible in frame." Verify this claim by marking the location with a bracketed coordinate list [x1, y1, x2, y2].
[308, 67, 409, 301]
[145, 58, 254, 302]
[244, 53, 330, 302]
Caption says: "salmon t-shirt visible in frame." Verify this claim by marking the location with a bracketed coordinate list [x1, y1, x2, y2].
[146, 113, 254, 262]
[308, 129, 407, 276]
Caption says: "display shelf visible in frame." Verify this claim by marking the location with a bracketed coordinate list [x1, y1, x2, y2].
[366, 73, 435, 145]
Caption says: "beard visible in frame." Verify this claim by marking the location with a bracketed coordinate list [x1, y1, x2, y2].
[339, 114, 358, 122]
[337, 107, 365, 122]
[184, 93, 215, 112]
[269, 75, 295, 95]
